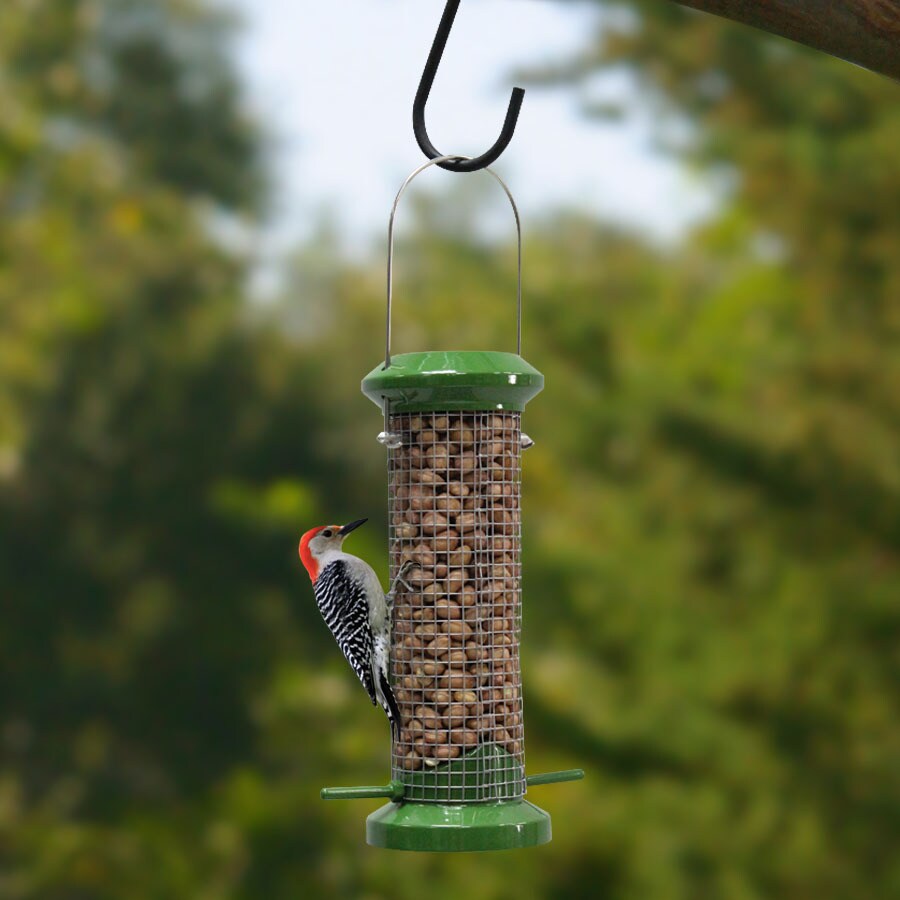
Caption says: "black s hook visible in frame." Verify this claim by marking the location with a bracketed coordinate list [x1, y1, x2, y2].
[413, 0, 525, 173]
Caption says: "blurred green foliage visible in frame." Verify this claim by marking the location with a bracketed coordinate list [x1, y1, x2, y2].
[1, 0, 898, 898]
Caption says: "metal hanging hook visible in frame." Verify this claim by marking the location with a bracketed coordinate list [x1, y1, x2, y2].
[413, 0, 525, 174]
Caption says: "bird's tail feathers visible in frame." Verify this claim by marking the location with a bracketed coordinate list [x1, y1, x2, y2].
[379, 670, 402, 741]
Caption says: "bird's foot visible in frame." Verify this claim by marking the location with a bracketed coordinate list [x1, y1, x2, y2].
[386, 559, 417, 602]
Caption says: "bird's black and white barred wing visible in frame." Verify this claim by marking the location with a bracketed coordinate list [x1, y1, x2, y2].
[313, 560, 377, 705]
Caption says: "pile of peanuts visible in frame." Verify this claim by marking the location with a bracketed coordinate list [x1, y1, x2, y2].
[389, 411, 525, 773]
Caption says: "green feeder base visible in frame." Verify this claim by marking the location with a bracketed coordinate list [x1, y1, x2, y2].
[366, 799, 551, 852]
[321, 763, 583, 852]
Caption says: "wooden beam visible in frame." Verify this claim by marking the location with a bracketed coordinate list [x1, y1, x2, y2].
[672, 1, 900, 80]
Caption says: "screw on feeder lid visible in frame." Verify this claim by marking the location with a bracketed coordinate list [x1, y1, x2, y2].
[362, 155, 543, 416]
[363, 350, 543, 415]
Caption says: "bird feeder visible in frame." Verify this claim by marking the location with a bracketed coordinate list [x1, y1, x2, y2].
[321, 157, 582, 852]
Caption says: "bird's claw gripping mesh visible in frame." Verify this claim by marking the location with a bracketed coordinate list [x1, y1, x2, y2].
[388, 411, 526, 803]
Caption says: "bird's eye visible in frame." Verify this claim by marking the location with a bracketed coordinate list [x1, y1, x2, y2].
[322, 529, 333, 538]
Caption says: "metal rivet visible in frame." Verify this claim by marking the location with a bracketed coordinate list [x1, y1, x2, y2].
[378, 431, 403, 449]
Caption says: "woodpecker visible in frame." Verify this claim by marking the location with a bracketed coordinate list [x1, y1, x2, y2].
[298, 518, 402, 737]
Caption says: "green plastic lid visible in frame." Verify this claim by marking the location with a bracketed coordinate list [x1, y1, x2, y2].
[361, 350, 544, 414]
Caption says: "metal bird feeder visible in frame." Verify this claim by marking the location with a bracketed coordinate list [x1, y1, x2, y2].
[321, 156, 582, 852]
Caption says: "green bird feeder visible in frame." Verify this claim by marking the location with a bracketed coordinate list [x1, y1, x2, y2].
[322, 156, 582, 852]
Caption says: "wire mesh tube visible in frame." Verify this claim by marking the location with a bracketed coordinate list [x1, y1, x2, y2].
[388, 410, 526, 803]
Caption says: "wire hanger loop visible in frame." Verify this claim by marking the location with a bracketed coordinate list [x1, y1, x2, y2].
[384, 155, 523, 369]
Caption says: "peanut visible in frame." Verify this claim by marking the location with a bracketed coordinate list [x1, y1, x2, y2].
[430, 529, 460, 552]
[402, 751, 423, 770]
[431, 744, 461, 761]
[442, 620, 474, 639]
[435, 494, 462, 514]
[456, 511, 480, 533]
[442, 704, 468, 728]
[450, 728, 479, 747]
[434, 598, 462, 620]
[420, 511, 449, 535]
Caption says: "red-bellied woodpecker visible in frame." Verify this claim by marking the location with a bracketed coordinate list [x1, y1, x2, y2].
[298, 518, 404, 737]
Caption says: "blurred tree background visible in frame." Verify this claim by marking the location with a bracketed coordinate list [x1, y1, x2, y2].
[1, 0, 898, 897]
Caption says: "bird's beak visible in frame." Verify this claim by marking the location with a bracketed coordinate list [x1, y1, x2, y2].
[338, 518, 368, 537]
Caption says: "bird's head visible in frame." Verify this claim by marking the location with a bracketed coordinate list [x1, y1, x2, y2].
[298, 518, 367, 581]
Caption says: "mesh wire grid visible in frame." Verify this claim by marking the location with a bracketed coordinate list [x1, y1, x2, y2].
[388, 411, 526, 803]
